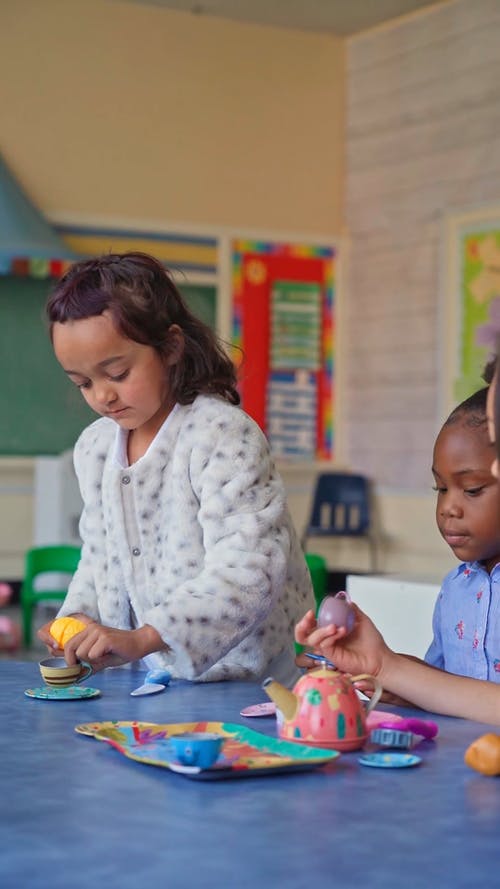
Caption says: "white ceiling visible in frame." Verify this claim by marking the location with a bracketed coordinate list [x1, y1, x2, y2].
[119, 0, 449, 36]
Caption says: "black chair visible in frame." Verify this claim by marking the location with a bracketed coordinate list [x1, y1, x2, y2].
[301, 472, 377, 571]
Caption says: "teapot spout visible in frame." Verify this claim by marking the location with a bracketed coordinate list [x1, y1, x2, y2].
[262, 677, 298, 720]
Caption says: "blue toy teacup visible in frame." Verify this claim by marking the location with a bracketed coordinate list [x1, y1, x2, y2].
[168, 732, 224, 769]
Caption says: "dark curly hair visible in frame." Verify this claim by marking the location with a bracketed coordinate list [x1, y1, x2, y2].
[46, 252, 239, 406]
[444, 386, 488, 430]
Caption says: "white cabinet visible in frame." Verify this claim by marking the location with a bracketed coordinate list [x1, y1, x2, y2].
[346, 574, 440, 659]
[33, 452, 82, 547]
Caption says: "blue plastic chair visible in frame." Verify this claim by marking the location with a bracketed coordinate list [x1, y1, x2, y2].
[301, 472, 377, 571]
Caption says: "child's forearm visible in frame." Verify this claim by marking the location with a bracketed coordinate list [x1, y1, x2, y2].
[379, 651, 500, 725]
[133, 624, 170, 658]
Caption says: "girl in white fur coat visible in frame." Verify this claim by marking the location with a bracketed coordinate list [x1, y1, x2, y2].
[38, 252, 313, 682]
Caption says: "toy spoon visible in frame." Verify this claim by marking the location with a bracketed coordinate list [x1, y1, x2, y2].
[305, 652, 336, 669]
[130, 669, 171, 697]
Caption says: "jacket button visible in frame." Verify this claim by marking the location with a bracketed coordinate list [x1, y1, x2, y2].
[132, 547, 141, 556]
[122, 475, 131, 485]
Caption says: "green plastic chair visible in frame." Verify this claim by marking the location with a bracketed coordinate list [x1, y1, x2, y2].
[296, 553, 329, 655]
[20, 545, 81, 647]
[305, 552, 328, 610]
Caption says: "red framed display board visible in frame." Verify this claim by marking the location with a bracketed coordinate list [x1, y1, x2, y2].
[232, 239, 336, 461]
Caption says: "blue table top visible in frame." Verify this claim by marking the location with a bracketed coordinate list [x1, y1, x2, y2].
[2, 660, 500, 889]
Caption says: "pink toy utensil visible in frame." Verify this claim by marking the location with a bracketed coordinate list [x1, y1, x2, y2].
[378, 717, 438, 741]
[240, 702, 276, 718]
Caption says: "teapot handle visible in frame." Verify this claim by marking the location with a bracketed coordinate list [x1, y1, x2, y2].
[350, 673, 383, 713]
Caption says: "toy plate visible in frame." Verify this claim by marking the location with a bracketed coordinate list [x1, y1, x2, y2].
[75, 720, 157, 737]
[82, 720, 340, 780]
[25, 686, 101, 701]
[358, 752, 422, 769]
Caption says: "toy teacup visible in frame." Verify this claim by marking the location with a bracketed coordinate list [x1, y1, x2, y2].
[39, 656, 93, 688]
[167, 732, 224, 768]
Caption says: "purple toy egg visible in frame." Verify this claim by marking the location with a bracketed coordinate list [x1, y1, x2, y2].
[317, 593, 355, 634]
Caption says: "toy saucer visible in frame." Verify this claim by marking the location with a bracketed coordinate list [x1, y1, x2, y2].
[358, 752, 421, 769]
[240, 702, 276, 717]
[25, 686, 101, 700]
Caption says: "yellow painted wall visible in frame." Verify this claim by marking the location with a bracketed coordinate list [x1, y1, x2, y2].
[0, 0, 344, 233]
[0, 0, 344, 577]
[0, 1, 454, 585]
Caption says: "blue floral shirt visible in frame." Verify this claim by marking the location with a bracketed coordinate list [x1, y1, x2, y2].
[425, 561, 500, 682]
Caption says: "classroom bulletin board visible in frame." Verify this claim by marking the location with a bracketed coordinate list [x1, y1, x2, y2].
[1, 222, 337, 461]
[232, 239, 336, 461]
[443, 207, 500, 410]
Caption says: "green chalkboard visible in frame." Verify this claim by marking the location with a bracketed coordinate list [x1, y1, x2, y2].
[0, 278, 216, 456]
[181, 284, 216, 329]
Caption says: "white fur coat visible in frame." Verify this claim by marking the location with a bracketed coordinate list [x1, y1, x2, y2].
[58, 395, 314, 681]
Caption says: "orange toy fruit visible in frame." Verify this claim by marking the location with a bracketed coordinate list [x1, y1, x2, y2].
[464, 733, 500, 776]
[49, 616, 87, 648]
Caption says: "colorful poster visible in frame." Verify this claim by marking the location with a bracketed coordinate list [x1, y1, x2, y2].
[457, 228, 500, 400]
[267, 371, 317, 460]
[270, 282, 322, 370]
[232, 239, 336, 461]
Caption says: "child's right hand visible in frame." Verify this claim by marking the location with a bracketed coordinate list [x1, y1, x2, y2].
[294, 604, 389, 679]
[37, 612, 95, 654]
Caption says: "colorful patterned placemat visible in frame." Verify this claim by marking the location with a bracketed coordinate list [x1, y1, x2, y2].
[79, 720, 340, 780]
[25, 686, 101, 701]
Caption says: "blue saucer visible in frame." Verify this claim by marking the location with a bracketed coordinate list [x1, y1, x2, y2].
[25, 686, 101, 700]
[358, 752, 422, 769]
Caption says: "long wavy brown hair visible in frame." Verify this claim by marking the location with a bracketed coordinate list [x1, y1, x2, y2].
[46, 252, 240, 405]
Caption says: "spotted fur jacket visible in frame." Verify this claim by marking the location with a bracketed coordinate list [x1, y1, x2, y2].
[57, 395, 314, 681]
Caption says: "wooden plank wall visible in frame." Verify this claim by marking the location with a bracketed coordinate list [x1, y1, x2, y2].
[345, 0, 500, 489]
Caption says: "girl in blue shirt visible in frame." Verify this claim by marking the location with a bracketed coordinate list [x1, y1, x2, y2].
[295, 351, 500, 724]
[426, 386, 500, 681]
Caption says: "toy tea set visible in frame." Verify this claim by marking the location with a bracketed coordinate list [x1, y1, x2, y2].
[262, 592, 437, 768]
[24, 617, 101, 700]
[21, 600, 457, 777]
[25, 616, 172, 701]
[261, 592, 379, 752]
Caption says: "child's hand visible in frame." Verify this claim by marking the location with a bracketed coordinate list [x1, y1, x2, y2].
[295, 609, 353, 665]
[37, 612, 95, 654]
[62, 621, 168, 671]
[295, 604, 389, 679]
[295, 649, 321, 670]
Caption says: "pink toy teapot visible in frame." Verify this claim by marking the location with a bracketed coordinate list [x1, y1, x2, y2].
[263, 667, 382, 752]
